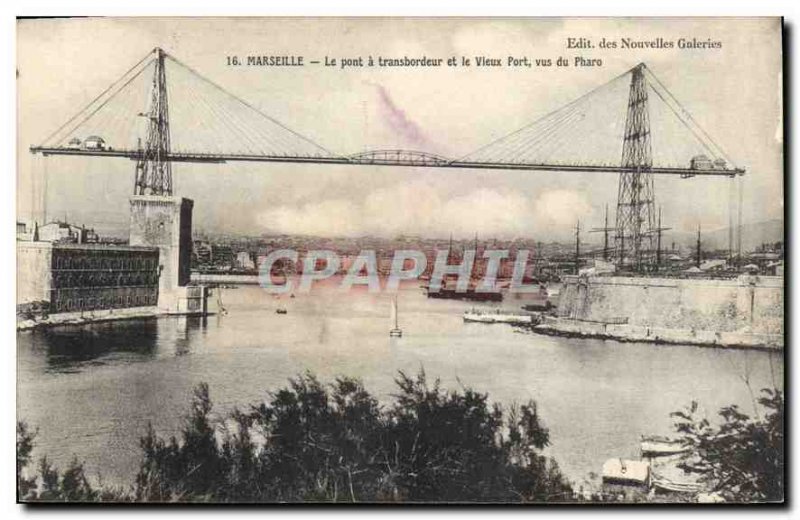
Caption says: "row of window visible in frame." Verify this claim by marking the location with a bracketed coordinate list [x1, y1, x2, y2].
[52, 251, 158, 271]
[50, 288, 158, 313]
[51, 271, 159, 289]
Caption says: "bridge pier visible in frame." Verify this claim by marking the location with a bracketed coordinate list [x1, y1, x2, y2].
[129, 195, 195, 311]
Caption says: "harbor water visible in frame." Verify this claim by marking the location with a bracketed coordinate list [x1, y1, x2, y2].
[17, 280, 783, 488]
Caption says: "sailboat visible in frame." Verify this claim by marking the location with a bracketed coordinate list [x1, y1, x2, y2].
[216, 288, 228, 316]
[275, 295, 288, 315]
[389, 297, 403, 337]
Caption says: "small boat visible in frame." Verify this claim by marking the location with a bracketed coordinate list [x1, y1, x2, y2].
[521, 302, 552, 311]
[640, 435, 690, 458]
[463, 309, 535, 325]
[389, 297, 403, 337]
[651, 473, 704, 494]
[601, 458, 650, 486]
[426, 286, 503, 302]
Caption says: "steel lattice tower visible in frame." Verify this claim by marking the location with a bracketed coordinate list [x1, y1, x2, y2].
[615, 63, 656, 271]
[134, 48, 173, 196]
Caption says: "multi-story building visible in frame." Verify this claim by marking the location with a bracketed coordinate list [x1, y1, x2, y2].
[18, 195, 208, 317]
[36, 220, 99, 244]
[18, 242, 160, 313]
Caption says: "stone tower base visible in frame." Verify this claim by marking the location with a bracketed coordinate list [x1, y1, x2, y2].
[129, 195, 194, 310]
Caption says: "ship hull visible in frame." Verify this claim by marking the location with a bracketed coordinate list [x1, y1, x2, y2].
[426, 288, 503, 302]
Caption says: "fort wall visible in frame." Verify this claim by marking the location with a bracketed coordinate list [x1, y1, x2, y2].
[540, 274, 784, 349]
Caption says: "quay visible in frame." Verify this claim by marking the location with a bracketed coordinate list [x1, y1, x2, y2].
[532, 274, 784, 350]
[16, 304, 211, 332]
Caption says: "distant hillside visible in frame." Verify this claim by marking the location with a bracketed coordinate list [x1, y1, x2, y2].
[669, 219, 784, 253]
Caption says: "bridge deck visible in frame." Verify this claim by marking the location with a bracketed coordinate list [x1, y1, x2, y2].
[29, 147, 744, 178]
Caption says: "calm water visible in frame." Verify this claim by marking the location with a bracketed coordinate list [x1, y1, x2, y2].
[17, 281, 783, 488]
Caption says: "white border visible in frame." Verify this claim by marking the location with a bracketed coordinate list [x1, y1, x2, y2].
[3, 2, 797, 519]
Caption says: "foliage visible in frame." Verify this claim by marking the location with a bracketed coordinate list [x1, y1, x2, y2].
[19, 371, 574, 503]
[671, 387, 784, 502]
[17, 422, 101, 502]
[16, 422, 37, 499]
[134, 370, 573, 503]
[19, 376, 786, 504]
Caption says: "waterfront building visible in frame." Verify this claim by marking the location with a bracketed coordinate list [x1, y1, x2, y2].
[18, 241, 160, 313]
[17, 195, 207, 316]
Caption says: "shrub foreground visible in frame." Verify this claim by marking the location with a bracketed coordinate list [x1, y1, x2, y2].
[670, 387, 784, 503]
[17, 370, 784, 503]
[18, 370, 573, 503]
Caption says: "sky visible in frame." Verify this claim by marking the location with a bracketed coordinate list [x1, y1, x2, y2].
[16, 17, 783, 241]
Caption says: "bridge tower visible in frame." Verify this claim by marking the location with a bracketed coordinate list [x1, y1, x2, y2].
[134, 47, 173, 196]
[129, 48, 194, 308]
[615, 63, 656, 272]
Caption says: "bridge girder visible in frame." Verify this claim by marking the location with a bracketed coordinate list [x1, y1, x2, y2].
[29, 146, 744, 178]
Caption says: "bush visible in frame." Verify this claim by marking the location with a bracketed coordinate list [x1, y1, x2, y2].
[671, 387, 784, 502]
[19, 371, 574, 503]
[17, 422, 102, 502]
[134, 371, 573, 503]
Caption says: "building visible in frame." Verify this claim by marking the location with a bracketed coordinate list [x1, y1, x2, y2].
[32, 220, 99, 244]
[129, 195, 204, 313]
[16, 221, 36, 241]
[211, 244, 234, 267]
[235, 251, 256, 271]
[193, 240, 212, 265]
[17, 194, 208, 317]
[18, 242, 160, 313]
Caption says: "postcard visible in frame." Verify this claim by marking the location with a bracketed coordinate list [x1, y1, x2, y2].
[16, 17, 784, 504]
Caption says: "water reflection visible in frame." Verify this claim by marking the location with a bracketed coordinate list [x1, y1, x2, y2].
[173, 316, 208, 357]
[29, 320, 158, 372]
[23, 316, 210, 372]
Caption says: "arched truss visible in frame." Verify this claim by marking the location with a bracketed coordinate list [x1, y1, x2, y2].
[347, 149, 453, 167]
